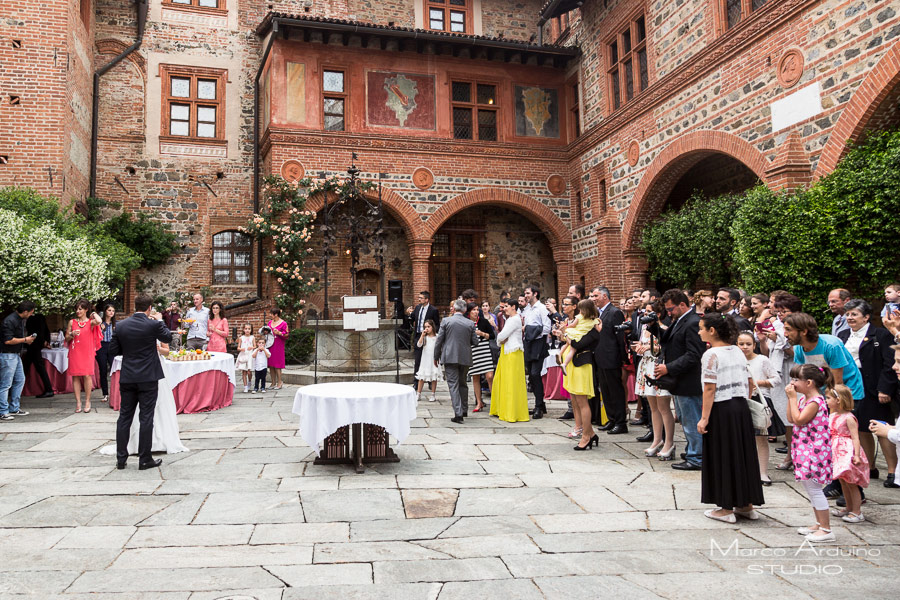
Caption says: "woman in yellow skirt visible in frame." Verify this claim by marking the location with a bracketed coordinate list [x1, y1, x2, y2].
[490, 301, 530, 422]
[560, 299, 601, 450]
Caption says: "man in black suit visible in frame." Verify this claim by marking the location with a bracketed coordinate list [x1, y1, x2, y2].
[716, 287, 751, 331]
[652, 289, 706, 470]
[109, 294, 174, 470]
[408, 290, 440, 378]
[23, 313, 54, 398]
[589, 286, 628, 434]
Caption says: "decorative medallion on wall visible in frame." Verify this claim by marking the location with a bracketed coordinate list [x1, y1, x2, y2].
[546, 174, 566, 195]
[281, 160, 305, 183]
[777, 49, 804, 88]
[412, 167, 434, 190]
[627, 140, 640, 167]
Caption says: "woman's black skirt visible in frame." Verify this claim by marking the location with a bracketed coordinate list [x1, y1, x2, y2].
[701, 397, 766, 510]
[855, 393, 895, 428]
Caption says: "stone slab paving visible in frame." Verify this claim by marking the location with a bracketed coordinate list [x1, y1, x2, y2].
[0, 387, 896, 598]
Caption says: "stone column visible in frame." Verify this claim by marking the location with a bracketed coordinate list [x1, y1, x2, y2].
[551, 242, 574, 302]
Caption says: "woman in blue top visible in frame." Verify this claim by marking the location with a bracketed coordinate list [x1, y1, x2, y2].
[96, 304, 116, 403]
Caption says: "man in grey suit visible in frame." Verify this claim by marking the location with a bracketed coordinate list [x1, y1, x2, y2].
[434, 299, 479, 424]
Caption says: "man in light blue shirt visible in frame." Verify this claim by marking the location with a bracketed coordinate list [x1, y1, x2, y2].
[784, 312, 863, 400]
[184, 293, 210, 350]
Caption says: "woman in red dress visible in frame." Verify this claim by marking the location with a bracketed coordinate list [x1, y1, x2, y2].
[66, 299, 102, 413]
[207, 301, 229, 353]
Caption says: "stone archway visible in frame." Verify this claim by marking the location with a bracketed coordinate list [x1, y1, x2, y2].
[621, 130, 770, 251]
[423, 188, 573, 302]
[815, 40, 900, 178]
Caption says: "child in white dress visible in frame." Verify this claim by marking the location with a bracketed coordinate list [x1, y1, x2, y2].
[416, 320, 441, 402]
[236, 323, 255, 393]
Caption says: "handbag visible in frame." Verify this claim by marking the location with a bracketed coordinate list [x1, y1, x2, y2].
[747, 391, 772, 433]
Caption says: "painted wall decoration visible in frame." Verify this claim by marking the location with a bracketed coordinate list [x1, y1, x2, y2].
[286, 62, 305, 123]
[515, 85, 559, 138]
[366, 71, 436, 130]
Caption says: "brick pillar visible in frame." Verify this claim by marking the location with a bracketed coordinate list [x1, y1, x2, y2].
[595, 211, 625, 298]
[765, 131, 811, 191]
[623, 249, 650, 291]
[409, 240, 432, 296]
[551, 242, 573, 301]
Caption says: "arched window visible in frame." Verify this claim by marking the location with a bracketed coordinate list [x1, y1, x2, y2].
[212, 231, 252, 284]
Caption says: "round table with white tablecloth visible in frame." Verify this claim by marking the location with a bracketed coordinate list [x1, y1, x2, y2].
[108, 352, 236, 414]
[293, 382, 418, 472]
[22, 347, 100, 396]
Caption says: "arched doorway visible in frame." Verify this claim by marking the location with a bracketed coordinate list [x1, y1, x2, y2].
[663, 153, 759, 212]
[430, 206, 556, 310]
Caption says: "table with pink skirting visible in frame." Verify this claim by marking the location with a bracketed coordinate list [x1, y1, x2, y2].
[540, 348, 570, 401]
[108, 352, 236, 414]
[23, 348, 100, 396]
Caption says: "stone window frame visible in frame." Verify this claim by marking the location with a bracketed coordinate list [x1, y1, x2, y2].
[449, 78, 499, 142]
[605, 11, 649, 113]
[212, 230, 253, 286]
[160, 64, 227, 145]
[162, 0, 228, 17]
[714, 0, 768, 35]
[322, 66, 349, 132]
[425, 0, 472, 34]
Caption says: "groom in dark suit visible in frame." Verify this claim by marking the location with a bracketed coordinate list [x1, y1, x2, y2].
[109, 294, 174, 470]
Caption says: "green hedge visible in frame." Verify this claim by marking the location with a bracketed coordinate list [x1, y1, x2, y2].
[639, 128, 900, 313]
[285, 328, 315, 364]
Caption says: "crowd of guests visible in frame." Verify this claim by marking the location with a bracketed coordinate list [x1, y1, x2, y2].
[413, 282, 900, 541]
[0, 293, 294, 418]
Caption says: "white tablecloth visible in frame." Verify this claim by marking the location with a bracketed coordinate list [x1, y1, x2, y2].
[111, 352, 237, 388]
[541, 348, 561, 377]
[292, 382, 418, 455]
[41, 348, 69, 374]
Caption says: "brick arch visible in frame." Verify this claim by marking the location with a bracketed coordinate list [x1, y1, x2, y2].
[622, 130, 770, 249]
[304, 186, 425, 241]
[424, 188, 570, 248]
[95, 39, 147, 75]
[815, 40, 900, 178]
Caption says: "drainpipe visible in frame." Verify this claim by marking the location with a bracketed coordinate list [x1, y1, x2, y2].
[254, 21, 278, 300]
[89, 0, 148, 198]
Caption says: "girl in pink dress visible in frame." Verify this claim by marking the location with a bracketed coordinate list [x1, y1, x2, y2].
[267, 308, 288, 390]
[786, 364, 834, 543]
[827, 384, 869, 523]
[207, 301, 229, 353]
[66, 299, 102, 413]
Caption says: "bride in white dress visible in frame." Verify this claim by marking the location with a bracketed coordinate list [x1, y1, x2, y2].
[100, 343, 188, 456]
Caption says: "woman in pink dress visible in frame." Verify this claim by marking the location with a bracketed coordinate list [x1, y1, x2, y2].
[66, 299, 102, 413]
[207, 301, 229, 353]
[267, 308, 288, 389]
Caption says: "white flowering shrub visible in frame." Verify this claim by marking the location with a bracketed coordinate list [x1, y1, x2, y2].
[0, 209, 113, 310]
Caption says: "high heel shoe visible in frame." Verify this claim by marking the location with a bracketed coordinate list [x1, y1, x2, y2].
[574, 440, 594, 451]
[644, 441, 664, 457]
[657, 445, 676, 461]
[567, 427, 583, 438]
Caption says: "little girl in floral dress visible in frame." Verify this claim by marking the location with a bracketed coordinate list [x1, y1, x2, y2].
[827, 384, 869, 523]
[236, 323, 255, 393]
[786, 363, 834, 543]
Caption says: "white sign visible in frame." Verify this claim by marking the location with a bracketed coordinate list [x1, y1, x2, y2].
[770, 81, 823, 132]
[343, 296, 379, 331]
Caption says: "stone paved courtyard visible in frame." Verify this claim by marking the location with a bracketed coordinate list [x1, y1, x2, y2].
[0, 386, 897, 599]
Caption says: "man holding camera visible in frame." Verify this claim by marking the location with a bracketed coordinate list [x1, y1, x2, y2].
[651, 289, 705, 470]
[589, 286, 628, 433]
[1, 301, 37, 420]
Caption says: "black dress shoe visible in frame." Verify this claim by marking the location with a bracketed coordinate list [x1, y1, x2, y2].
[870, 468, 880, 480]
[681, 452, 687, 460]
[629, 417, 648, 426]
[607, 424, 628, 435]
[462, 412, 468, 418]
[775, 446, 788, 454]
[671, 461, 701, 471]
[636, 430, 654, 442]
[885, 473, 899, 488]
[560, 411, 574, 420]
[531, 409, 543, 420]
[138, 459, 162, 470]
[596, 421, 613, 431]
[116, 462, 126, 470]
[450, 416, 464, 424]
[37, 391, 54, 399]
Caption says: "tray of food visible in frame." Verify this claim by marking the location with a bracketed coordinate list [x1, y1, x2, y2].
[167, 349, 212, 362]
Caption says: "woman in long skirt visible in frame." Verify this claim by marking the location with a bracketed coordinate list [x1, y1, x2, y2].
[491, 301, 529, 422]
[697, 312, 765, 523]
[466, 303, 495, 412]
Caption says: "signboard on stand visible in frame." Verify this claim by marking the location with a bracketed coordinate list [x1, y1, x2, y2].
[343, 296, 379, 331]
